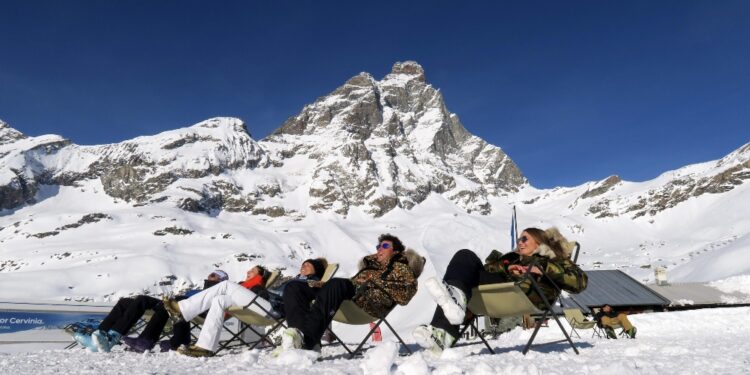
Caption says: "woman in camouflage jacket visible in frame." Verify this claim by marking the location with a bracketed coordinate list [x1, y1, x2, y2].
[413, 227, 587, 353]
[278, 233, 424, 353]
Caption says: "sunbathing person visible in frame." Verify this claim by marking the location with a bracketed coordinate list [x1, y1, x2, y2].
[122, 270, 231, 353]
[413, 227, 588, 353]
[172, 258, 328, 357]
[265, 258, 328, 318]
[69, 269, 229, 352]
[275, 234, 425, 355]
[595, 304, 637, 339]
[170, 259, 328, 357]
[161, 264, 269, 357]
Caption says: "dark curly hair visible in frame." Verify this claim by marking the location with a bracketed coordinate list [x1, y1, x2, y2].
[255, 265, 269, 281]
[378, 233, 405, 253]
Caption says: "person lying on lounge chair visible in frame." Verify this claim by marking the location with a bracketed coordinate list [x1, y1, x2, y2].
[265, 258, 328, 318]
[413, 227, 588, 354]
[274, 233, 424, 356]
[161, 264, 270, 357]
[68, 269, 229, 353]
[166, 258, 329, 357]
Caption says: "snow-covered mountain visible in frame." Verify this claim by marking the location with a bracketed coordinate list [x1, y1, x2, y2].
[0, 62, 749, 305]
[263, 61, 524, 216]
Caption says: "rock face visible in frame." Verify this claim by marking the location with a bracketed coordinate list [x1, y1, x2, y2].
[580, 143, 750, 219]
[4, 62, 746, 220]
[264, 61, 525, 216]
[0, 120, 71, 209]
[0, 117, 269, 213]
[0, 62, 527, 217]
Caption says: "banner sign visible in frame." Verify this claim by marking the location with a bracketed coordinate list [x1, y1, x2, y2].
[0, 310, 107, 334]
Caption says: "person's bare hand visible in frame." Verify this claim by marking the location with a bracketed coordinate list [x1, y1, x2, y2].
[508, 264, 525, 275]
[508, 264, 543, 276]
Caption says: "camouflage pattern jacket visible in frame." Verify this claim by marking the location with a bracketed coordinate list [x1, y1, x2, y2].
[484, 250, 587, 309]
[349, 249, 424, 318]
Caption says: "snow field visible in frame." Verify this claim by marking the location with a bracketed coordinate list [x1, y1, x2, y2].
[1, 307, 748, 374]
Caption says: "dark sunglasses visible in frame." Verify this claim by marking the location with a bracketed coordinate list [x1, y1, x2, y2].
[375, 242, 391, 250]
[517, 236, 528, 244]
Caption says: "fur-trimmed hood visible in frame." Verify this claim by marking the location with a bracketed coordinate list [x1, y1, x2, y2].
[532, 227, 577, 260]
[402, 248, 426, 277]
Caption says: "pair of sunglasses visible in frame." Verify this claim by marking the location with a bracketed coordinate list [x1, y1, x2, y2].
[517, 235, 528, 244]
[375, 242, 391, 250]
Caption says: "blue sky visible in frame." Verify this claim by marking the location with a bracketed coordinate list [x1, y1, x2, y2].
[1, 1, 749, 188]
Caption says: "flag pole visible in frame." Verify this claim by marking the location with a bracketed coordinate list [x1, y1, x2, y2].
[510, 205, 517, 250]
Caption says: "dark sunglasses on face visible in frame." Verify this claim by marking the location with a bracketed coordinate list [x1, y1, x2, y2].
[517, 236, 528, 244]
[375, 242, 391, 250]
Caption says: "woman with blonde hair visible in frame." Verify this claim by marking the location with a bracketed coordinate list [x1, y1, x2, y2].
[413, 227, 587, 354]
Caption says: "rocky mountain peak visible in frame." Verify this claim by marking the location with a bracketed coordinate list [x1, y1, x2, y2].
[0, 120, 28, 146]
[716, 141, 750, 168]
[188, 116, 253, 137]
[387, 61, 426, 83]
[263, 61, 525, 217]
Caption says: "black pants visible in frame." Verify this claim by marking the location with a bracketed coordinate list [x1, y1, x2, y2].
[285, 278, 355, 350]
[98, 295, 190, 347]
[282, 281, 319, 331]
[99, 296, 160, 336]
[430, 249, 509, 338]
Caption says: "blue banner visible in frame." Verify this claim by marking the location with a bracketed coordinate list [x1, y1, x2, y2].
[0, 311, 105, 334]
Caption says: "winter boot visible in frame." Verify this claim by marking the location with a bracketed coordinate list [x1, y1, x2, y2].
[177, 344, 214, 357]
[271, 327, 303, 357]
[121, 336, 155, 353]
[604, 327, 617, 339]
[626, 326, 637, 339]
[425, 277, 467, 325]
[64, 320, 98, 336]
[73, 332, 98, 352]
[162, 296, 183, 323]
[158, 340, 175, 352]
[412, 325, 455, 355]
[92, 329, 122, 353]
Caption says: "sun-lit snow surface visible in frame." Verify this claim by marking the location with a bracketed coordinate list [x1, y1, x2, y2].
[1, 307, 748, 374]
[1, 169, 748, 302]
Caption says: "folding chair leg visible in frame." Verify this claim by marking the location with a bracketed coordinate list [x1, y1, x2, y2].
[329, 318, 408, 359]
[548, 313, 579, 355]
[525, 274, 580, 355]
[450, 317, 495, 354]
[248, 320, 286, 350]
[523, 317, 545, 355]
[381, 319, 413, 355]
[469, 317, 495, 354]
[521, 312, 580, 355]
[328, 329, 355, 356]
[569, 326, 581, 339]
[346, 318, 384, 358]
[215, 322, 250, 353]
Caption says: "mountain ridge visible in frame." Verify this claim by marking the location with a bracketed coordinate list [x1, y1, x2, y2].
[0, 62, 749, 302]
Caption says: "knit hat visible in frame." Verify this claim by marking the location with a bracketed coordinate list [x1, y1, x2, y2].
[210, 270, 229, 281]
[303, 258, 326, 278]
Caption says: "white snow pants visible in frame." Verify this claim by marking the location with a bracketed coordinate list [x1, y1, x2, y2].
[178, 280, 272, 352]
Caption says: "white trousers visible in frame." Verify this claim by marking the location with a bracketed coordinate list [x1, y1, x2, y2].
[178, 280, 272, 352]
